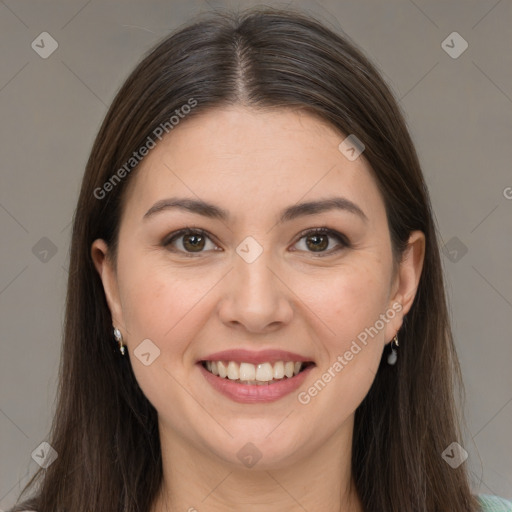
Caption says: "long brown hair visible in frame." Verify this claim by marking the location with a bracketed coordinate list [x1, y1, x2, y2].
[10, 7, 478, 512]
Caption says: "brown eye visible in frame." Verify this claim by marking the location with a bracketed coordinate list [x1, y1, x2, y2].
[305, 233, 329, 252]
[164, 229, 218, 255]
[182, 233, 206, 252]
[292, 228, 349, 256]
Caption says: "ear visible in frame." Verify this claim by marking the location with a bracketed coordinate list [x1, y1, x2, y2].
[384, 230, 426, 342]
[91, 239, 125, 330]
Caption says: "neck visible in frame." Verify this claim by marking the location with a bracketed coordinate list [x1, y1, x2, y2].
[151, 417, 363, 512]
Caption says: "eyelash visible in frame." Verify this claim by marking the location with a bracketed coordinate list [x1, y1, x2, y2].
[162, 226, 350, 258]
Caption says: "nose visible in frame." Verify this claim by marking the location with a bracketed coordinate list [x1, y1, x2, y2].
[217, 246, 294, 334]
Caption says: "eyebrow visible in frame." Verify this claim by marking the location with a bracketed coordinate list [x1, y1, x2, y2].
[143, 196, 368, 223]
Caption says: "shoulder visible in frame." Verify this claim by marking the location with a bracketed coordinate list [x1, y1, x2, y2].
[477, 494, 512, 511]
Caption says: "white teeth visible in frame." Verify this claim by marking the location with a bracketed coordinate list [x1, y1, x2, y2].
[204, 360, 307, 382]
[273, 361, 284, 379]
[256, 362, 273, 381]
[217, 361, 227, 378]
[227, 361, 239, 380]
[239, 362, 256, 380]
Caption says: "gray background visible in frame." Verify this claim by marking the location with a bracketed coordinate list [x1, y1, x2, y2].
[1, 0, 511, 508]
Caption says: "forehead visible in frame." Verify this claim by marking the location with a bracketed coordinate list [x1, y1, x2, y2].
[121, 106, 384, 224]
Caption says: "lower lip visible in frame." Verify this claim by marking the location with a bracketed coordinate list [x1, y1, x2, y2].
[198, 363, 314, 404]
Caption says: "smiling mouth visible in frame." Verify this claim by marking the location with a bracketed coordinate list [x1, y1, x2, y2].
[201, 360, 315, 385]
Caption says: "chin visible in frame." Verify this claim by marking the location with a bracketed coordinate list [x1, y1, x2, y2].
[202, 425, 314, 470]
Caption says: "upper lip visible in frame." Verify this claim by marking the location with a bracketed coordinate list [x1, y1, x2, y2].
[199, 349, 314, 365]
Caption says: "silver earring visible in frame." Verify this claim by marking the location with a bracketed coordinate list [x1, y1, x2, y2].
[113, 326, 126, 356]
[387, 334, 399, 365]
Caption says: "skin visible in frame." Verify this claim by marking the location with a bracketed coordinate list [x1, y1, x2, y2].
[92, 106, 425, 512]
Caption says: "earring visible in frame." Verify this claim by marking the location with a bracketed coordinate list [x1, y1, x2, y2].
[113, 326, 126, 356]
[387, 333, 399, 365]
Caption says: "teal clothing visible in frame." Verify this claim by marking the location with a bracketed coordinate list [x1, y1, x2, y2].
[478, 494, 512, 511]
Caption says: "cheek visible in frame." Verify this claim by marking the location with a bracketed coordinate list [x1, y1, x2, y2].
[302, 261, 391, 350]
[116, 254, 218, 353]
[293, 259, 391, 425]
[116, 257, 214, 418]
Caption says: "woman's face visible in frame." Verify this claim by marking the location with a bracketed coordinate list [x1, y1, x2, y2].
[93, 106, 424, 469]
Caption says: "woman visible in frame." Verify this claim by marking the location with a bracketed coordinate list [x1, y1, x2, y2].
[9, 8, 512, 512]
